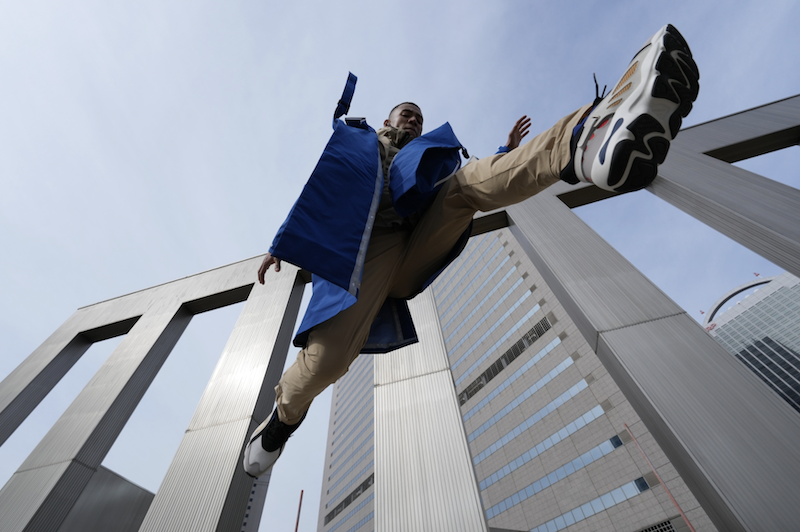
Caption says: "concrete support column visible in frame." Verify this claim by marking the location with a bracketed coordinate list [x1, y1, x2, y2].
[0, 256, 288, 532]
[374, 290, 487, 532]
[506, 182, 800, 532]
[138, 268, 304, 532]
[652, 94, 800, 277]
[0, 313, 139, 447]
[0, 299, 191, 532]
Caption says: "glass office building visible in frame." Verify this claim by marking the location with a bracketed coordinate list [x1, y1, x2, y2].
[317, 229, 717, 532]
[703, 272, 800, 414]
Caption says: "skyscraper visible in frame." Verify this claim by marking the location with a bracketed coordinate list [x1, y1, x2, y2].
[316, 228, 717, 532]
[317, 355, 376, 532]
[703, 272, 800, 414]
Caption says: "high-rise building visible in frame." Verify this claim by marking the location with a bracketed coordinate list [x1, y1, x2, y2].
[316, 229, 717, 532]
[703, 272, 800, 414]
[317, 355, 376, 532]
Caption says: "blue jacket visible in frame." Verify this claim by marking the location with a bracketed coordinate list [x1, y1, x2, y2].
[270, 74, 470, 353]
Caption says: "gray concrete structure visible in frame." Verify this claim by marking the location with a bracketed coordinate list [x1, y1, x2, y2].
[0, 258, 306, 532]
[0, 95, 798, 532]
[374, 291, 487, 532]
[505, 95, 800, 532]
[57, 466, 154, 532]
[434, 228, 709, 532]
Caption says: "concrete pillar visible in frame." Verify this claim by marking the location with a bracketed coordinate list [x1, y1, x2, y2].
[506, 181, 800, 532]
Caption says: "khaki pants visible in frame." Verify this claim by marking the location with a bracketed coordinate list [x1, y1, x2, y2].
[275, 105, 588, 424]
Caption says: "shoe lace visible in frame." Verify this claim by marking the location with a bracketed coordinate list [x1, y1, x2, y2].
[262, 411, 305, 452]
[593, 73, 607, 107]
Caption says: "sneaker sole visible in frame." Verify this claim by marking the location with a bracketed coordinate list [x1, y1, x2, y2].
[578, 24, 699, 192]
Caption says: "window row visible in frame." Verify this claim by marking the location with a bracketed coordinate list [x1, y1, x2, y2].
[332, 395, 374, 438]
[328, 445, 374, 493]
[450, 290, 535, 371]
[325, 493, 374, 531]
[433, 233, 490, 299]
[335, 358, 373, 402]
[441, 256, 514, 331]
[474, 379, 589, 466]
[484, 432, 622, 519]
[331, 403, 373, 451]
[341, 511, 373, 532]
[479, 405, 605, 490]
[434, 234, 494, 303]
[326, 462, 374, 509]
[525, 478, 650, 532]
[324, 473, 374, 526]
[462, 335, 560, 418]
[329, 432, 373, 477]
[335, 372, 373, 417]
[441, 242, 505, 313]
[445, 270, 519, 343]
[454, 305, 541, 387]
[468, 355, 574, 443]
[330, 419, 374, 465]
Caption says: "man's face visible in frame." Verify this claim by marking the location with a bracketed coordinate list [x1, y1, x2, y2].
[384, 104, 423, 139]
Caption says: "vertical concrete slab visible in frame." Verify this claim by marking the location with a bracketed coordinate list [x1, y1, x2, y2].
[507, 182, 800, 532]
[374, 290, 488, 532]
[0, 300, 191, 532]
[56, 466, 154, 532]
[651, 95, 800, 277]
[139, 268, 304, 532]
[0, 256, 294, 532]
[651, 147, 800, 278]
[0, 315, 138, 447]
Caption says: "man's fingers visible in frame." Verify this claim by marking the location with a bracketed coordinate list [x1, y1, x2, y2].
[257, 262, 267, 285]
[508, 116, 532, 148]
[257, 255, 273, 284]
[257, 255, 282, 284]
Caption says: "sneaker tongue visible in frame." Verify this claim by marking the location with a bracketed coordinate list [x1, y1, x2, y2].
[262, 438, 284, 453]
[261, 410, 306, 452]
[581, 117, 613, 180]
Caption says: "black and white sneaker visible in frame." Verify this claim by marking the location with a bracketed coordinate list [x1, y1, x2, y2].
[561, 24, 699, 192]
[243, 409, 305, 478]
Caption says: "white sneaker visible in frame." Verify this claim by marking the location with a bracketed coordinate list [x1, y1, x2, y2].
[564, 24, 699, 192]
[243, 409, 304, 478]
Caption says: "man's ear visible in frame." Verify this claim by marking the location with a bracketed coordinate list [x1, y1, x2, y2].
[383, 119, 391, 127]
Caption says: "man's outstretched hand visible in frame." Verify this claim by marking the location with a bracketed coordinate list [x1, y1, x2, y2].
[505, 115, 531, 151]
[258, 252, 282, 284]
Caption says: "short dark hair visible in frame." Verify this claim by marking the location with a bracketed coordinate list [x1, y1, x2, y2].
[388, 102, 421, 119]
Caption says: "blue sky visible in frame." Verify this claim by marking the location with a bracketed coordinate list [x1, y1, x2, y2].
[1, 1, 798, 530]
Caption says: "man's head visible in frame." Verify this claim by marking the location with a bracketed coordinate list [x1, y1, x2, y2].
[384, 102, 423, 139]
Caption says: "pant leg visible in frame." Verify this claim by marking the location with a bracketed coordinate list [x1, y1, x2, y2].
[453, 105, 589, 212]
[388, 177, 475, 298]
[275, 227, 408, 424]
[390, 105, 589, 297]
